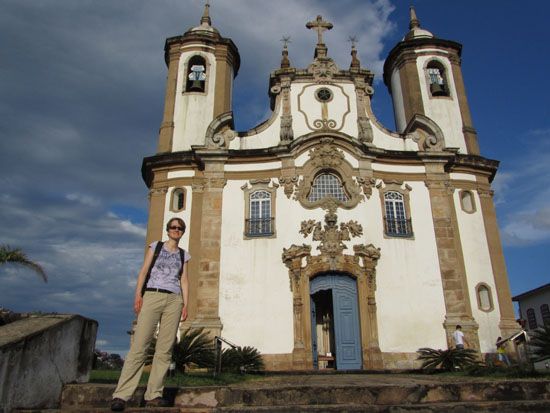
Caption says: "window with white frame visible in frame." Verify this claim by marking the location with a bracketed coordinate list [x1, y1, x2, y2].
[384, 191, 413, 236]
[246, 190, 273, 236]
[476, 284, 493, 312]
[307, 173, 349, 202]
[170, 188, 185, 212]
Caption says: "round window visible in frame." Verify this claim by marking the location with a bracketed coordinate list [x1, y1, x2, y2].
[316, 88, 333, 102]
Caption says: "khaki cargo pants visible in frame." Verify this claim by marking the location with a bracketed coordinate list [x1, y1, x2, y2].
[112, 291, 183, 401]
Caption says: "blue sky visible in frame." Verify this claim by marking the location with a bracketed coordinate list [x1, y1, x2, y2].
[1, 0, 548, 356]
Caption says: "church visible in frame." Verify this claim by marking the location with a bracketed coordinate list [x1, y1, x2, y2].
[140, 4, 518, 370]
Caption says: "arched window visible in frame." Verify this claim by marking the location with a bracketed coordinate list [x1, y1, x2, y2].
[186, 55, 207, 93]
[426, 60, 449, 97]
[307, 173, 349, 202]
[541, 304, 550, 325]
[526, 308, 538, 330]
[170, 188, 185, 212]
[459, 190, 476, 213]
[247, 190, 273, 236]
[476, 283, 493, 312]
[384, 191, 412, 236]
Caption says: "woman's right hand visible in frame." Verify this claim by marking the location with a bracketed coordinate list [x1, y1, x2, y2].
[134, 295, 143, 315]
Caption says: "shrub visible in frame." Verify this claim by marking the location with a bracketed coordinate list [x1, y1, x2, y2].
[529, 322, 550, 360]
[416, 347, 479, 372]
[220, 346, 264, 373]
[172, 328, 215, 372]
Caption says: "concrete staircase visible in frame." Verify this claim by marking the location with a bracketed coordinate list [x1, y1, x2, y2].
[16, 374, 550, 412]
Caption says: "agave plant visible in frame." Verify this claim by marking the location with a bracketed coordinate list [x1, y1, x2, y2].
[221, 346, 264, 373]
[172, 328, 215, 372]
[0, 245, 47, 282]
[529, 322, 550, 360]
[417, 347, 479, 371]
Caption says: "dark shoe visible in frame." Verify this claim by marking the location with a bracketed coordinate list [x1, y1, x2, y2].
[146, 397, 171, 407]
[111, 398, 126, 411]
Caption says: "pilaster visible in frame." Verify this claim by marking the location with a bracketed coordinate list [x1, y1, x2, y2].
[477, 182, 519, 337]
[190, 156, 227, 337]
[158, 48, 180, 153]
[423, 158, 480, 350]
[145, 171, 169, 250]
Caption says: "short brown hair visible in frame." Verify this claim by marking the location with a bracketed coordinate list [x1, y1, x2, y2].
[166, 217, 186, 233]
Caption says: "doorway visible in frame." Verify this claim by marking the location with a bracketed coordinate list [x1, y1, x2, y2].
[310, 274, 362, 370]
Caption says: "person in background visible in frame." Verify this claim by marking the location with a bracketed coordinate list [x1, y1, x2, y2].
[110, 217, 190, 412]
[496, 336, 511, 366]
[452, 325, 469, 349]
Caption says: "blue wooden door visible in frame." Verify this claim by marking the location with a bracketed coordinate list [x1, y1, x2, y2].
[310, 274, 362, 370]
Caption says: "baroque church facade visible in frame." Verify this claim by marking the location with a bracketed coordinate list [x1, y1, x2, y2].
[141, 5, 518, 370]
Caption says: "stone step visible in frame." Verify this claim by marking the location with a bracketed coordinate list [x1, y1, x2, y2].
[15, 400, 550, 413]
[60, 379, 550, 410]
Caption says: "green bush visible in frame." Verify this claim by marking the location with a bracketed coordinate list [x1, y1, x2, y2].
[220, 346, 264, 373]
[416, 347, 479, 372]
[529, 322, 550, 360]
[172, 328, 215, 372]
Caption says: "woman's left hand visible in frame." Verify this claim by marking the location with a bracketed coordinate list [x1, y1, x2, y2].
[181, 306, 188, 321]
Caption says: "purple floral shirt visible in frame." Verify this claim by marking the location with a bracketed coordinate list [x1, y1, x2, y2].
[145, 242, 190, 294]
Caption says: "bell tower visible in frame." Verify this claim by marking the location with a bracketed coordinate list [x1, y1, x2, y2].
[157, 2, 240, 153]
[383, 7, 479, 155]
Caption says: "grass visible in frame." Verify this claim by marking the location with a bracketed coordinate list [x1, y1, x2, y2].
[89, 369, 262, 386]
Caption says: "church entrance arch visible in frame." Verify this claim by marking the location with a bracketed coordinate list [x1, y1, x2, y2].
[310, 273, 362, 370]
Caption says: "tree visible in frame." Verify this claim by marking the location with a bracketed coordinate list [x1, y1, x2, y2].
[0, 245, 47, 282]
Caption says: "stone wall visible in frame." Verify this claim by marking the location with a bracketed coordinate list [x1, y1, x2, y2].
[0, 314, 97, 412]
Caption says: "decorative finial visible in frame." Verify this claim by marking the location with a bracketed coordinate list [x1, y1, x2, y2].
[348, 36, 360, 69]
[280, 36, 291, 68]
[280, 35, 291, 50]
[306, 15, 333, 45]
[409, 5, 420, 30]
[201, 0, 212, 26]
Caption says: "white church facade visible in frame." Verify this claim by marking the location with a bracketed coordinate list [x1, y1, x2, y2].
[141, 5, 519, 370]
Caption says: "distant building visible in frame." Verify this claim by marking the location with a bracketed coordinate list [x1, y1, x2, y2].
[140, 4, 519, 370]
[513, 283, 550, 332]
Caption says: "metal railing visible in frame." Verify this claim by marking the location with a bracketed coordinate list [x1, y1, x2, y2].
[245, 217, 274, 237]
[213, 336, 238, 377]
[384, 217, 413, 237]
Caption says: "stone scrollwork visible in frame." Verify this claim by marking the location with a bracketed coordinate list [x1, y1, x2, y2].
[278, 175, 299, 198]
[307, 58, 339, 83]
[300, 212, 363, 258]
[356, 177, 376, 199]
[411, 131, 444, 152]
[357, 116, 374, 143]
[280, 115, 294, 142]
[209, 127, 237, 149]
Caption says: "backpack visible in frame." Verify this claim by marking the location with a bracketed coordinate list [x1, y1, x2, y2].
[141, 241, 186, 296]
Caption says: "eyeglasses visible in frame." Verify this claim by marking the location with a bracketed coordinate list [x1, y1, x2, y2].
[169, 226, 184, 231]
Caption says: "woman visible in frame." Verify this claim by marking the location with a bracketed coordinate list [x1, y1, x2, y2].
[111, 217, 190, 411]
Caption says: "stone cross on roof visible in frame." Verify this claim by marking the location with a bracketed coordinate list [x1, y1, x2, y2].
[306, 15, 333, 45]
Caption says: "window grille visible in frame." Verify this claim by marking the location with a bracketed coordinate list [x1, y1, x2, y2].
[384, 191, 413, 236]
[247, 190, 273, 236]
[307, 173, 349, 202]
[171, 188, 185, 211]
[527, 308, 538, 330]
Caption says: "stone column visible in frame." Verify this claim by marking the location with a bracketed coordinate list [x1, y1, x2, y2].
[190, 157, 226, 337]
[157, 48, 180, 153]
[450, 55, 480, 155]
[477, 183, 519, 337]
[424, 158, 480, 349]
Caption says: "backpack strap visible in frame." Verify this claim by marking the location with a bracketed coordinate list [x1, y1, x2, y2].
[178, 248, 186, 276]
[141, 241, 164, 297]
